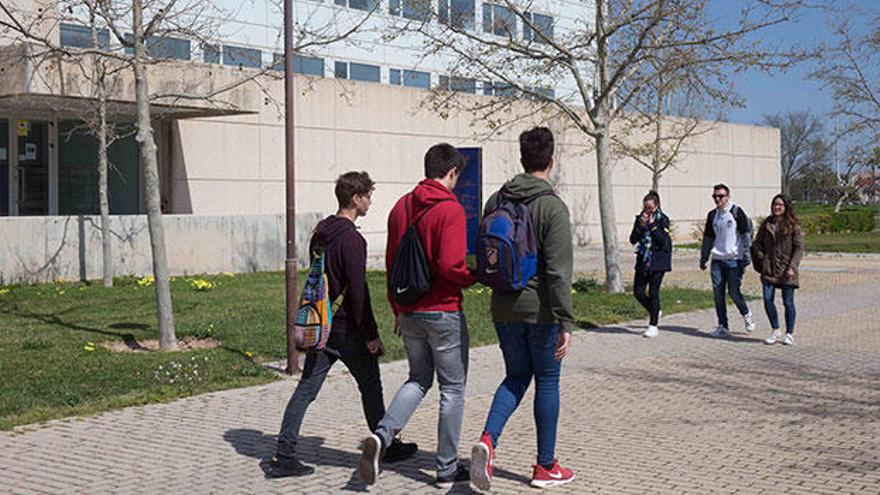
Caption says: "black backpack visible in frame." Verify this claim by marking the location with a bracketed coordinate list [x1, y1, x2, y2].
[389, 194, 452, 306]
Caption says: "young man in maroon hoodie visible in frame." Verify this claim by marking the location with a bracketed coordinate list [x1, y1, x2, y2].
[358, 144, 477, 489]
[267, 172, 417, 479]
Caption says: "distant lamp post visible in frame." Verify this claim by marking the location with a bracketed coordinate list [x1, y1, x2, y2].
[283, 0, 300, 375]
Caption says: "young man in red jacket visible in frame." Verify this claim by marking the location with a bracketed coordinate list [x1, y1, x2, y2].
[358, 144, 477, 489]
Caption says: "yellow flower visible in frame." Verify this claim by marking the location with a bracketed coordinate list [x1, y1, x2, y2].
[221, 272, 235, 277]
[137, 275, 155, 287]
[190, 279, 215, 291]
[244, 351, 253, 358]
[0, 288, 10, 296]
[571, 289, 577, 295]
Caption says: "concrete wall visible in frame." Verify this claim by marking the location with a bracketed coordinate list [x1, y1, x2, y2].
[168, 76, 781, 256]
[0, 213, 320, 284]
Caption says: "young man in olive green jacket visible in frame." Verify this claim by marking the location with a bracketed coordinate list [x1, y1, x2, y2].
[470, 127, 576, 490]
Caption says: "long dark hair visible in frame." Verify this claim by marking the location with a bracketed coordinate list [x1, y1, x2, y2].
[770, 193, 799, 235]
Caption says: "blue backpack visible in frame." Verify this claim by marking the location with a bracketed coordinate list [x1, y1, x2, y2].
[476, 191, 555, 291]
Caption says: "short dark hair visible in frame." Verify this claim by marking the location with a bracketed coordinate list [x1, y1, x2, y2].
[335, 171, 375, 208]
[424, 143, 466, 179]
[713, 183, 730, 195]
[643, 190, 661, 207]
[520, 127, 554, 173]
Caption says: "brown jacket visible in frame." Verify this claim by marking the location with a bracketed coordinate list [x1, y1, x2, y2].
[750, 218, 805, 288]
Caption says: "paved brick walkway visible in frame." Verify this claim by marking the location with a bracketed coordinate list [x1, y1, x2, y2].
[2, 252, 879, 494]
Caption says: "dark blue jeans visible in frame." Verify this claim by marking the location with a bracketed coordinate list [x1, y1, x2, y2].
[483, 322, 561, 467]
[762, 281, 797, 334]
[710, 259, 751, 328]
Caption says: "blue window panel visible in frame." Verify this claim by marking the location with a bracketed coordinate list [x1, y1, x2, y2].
[390, 0, 401, 15]
[60, 23, 109, 50]
[274, 53, 325, 76]
[494, 82, 516, 96]
[349, 62, 380, 83]
[524, 12, 554, 43]
[482, 81, 494, 96]
[402, 0, 431, 21]
[442, 0, 475, 30]
[402, 70, 430, 89]
[529, 86, 555, 99]
[348, 0, 379, 11]
[483, 4, 515, 37]
[390, 68, 402, 85]
[203, 44, 221, 64]
[223, 45, 262, 68]
[440, 76, 476, 94]
[124, 34, 190, 60]
[335, 61, 349, 79]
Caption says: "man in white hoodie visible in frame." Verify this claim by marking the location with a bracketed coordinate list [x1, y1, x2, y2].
[699, 183, 756, 337]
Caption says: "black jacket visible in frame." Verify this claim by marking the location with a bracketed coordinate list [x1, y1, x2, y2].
[309, 215, 378, 355]
[629, 210, 672, 272]
[699, 204, 753, 266]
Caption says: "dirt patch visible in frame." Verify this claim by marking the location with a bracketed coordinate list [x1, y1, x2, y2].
[100, 337, 219, 353]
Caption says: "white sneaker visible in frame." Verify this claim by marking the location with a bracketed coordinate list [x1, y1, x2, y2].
[742, 311, 756, 333]
[711, 326, 730, 338]
[644, 325, 659, 338]
[765, 329, 783, 345]
[783, 334, 794, 346]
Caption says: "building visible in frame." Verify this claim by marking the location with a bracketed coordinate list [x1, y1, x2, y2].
[0, 0, 780, 283]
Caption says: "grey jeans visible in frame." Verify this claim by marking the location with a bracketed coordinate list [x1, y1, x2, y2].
[375, 311, 469, 477]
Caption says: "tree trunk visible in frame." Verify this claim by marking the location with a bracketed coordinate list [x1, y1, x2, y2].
[595, 126, 624, 293]
[834, 194, 845, 213]
[133, 0, 176, 350]
[98, 90, 113, 287]
[651, 171, 660, 192]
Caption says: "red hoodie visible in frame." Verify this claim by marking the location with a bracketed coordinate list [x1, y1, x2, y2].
[386, 179, 476, 315]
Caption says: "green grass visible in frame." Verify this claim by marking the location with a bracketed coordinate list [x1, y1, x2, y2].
[805, 232, 880, 253]
[792, 202, 878, 216]
[0, 272, 715, 430]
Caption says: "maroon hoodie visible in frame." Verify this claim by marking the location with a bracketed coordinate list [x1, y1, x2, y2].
[385, 179, 476, 315]
[309, 215, 378, 353]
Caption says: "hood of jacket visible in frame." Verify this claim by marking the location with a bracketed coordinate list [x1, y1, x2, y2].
[497, 173, 555, 202]
[408, 179, 460, 220]
[312, 215, 357, 249]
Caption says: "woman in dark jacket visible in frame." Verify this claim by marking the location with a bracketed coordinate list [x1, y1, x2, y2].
[629, 191, 672, 338]
[751, 194, 804, 346]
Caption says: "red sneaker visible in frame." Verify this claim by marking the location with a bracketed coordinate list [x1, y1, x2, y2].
[470, 432, 495, 491]
[531, 459, 575, 488]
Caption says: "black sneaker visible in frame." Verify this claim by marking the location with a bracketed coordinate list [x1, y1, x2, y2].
[358, 433, 383, 485]
[266, 456, 315, 478]
[435, 464, 469, 489]
[383, 437, 418, 463]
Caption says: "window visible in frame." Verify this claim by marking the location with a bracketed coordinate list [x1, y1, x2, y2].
[60, 23, 110, 50]
[390, 68, 431, 89]
[390, 0, 432, 21]
[124, 34, 191, 60]
[223, 45, 262, 69]
[439, 0, 475, 30]
[523, 12, 553, 43]
[203, 43, 221, 64]
[335, 0, 379, 11]
[528, 86, 555, 100]
[482, 3, 516, 37]
[483, 81, 516, 97]
[440, 75, 476, 94]
[271, 53, 325, 76]
[335, 61, 380, 83]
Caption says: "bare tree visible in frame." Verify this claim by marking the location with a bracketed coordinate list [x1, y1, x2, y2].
[763, 111, 825, 195]
[393, 0, 803, 292]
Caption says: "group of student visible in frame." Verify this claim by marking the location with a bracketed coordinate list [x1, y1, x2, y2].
[265, 126, 805, 491]
[630, 182, 803, 346]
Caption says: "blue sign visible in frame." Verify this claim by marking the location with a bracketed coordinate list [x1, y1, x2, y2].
[453, 148, 482, 255]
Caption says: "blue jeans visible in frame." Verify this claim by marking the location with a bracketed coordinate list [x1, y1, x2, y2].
[483, 322, 561, 467]
[762, 281, 797, 334]
[710, 259, 751, 328]
[375, 311, 468, 477]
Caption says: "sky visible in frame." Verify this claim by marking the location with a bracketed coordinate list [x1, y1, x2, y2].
[707, 0, 877, 127]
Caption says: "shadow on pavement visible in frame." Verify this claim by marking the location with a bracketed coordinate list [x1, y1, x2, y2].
[223, 429, 530, 493]
[586, 323, 762, 344]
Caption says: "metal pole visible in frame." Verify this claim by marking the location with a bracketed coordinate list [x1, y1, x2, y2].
[284, 0, 300, 375]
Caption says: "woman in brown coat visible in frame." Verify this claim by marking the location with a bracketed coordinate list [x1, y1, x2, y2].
[751, 194, 804, 345]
